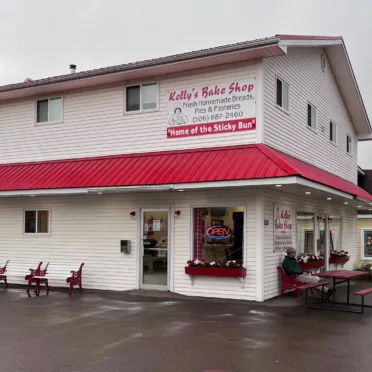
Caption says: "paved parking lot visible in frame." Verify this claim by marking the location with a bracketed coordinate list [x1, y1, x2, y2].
[0, 284, 372, 372]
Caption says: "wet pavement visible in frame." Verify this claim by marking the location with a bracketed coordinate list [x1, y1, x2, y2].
[1, 282, 372, 372]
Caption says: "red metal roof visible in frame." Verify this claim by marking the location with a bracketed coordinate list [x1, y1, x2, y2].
[0, 144, 371, 200]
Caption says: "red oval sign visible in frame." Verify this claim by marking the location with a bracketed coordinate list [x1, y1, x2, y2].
[206, 224, 232, 240]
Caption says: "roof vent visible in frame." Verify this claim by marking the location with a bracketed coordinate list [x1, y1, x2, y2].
[69, 64, 77, 74]
[24, 78, 34, 83]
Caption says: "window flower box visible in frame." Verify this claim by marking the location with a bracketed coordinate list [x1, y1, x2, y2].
[184, 266, 246, 278]
[298, 260, 324, 270]
[329, 250, 349, 264]
[297, 254, 324, 270]
[329, 256, 350, 264]
[185, 259, 246, 288]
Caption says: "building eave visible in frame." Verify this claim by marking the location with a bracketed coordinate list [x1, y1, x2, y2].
[0, 37, 283, 101]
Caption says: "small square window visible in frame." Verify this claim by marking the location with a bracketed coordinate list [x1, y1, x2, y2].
[24, 210, 50, 234]
[36, 97, 63, 123]
[307, 103, 316, 129]
[276, 78, 289, 111]
[347, 135, 352, 154]
[330, 121, 336, 143]
[125, 83, 158, 112]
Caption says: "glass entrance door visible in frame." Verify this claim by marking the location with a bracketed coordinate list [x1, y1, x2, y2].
[140, 209, 169, 289]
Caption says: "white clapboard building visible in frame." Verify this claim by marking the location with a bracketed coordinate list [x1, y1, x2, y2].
[0, 34, 371, 301]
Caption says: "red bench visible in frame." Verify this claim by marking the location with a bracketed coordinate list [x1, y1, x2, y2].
[25, 262, 48, 296]
[277, 266, 304, 299]
[25, 262, 84, 296]
[0, 261, 9, 287]
[66, 263, 84, 295]
[354, 288, 372, 314]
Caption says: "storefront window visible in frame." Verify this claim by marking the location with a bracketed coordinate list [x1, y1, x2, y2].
[329, 217, 341, 250]
[193, 207, 244, 262]
[318, 216, 341, 252]
[296, 211, 315, 253]
[361, 229, 372, 260]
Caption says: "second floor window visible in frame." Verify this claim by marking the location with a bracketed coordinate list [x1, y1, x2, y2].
[329, 121, 336, 143]
[36, 97, 63, 123]
[276, 78, 289, 111]
[307, 103, 316, 130]
[125, 83, 158, 112]
[347, 135, 352, 154]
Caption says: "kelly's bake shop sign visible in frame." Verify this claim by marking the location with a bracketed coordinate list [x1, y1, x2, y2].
[167, 79, 256, 138]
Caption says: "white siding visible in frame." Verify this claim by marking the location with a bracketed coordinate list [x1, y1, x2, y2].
[263, 190, 357, 300]
[263, 47, 358, 184]
[0, 62, 258, 164]
[0, 189, 258, 301]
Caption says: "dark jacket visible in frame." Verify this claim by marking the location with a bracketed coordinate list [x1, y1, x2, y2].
[282, 256, 303, 275]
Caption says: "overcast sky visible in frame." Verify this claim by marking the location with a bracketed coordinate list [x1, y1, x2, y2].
[1, 0, 371, 167]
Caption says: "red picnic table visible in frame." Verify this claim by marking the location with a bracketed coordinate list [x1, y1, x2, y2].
[305, 270, 370, 314]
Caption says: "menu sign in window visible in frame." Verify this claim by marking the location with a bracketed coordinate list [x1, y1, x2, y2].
[167, 79, 256, 138]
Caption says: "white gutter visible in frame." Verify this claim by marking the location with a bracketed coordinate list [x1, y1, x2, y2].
[0, 188, 89, 197]
[355, 196, 372, 205]
[295, 178, 353, 199]
[0, 177, 368, 204]
[173, 177, 297, 190]
[87, 185, 174, 193]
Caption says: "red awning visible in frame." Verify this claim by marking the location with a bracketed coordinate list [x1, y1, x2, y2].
[0, 144, 371, 200]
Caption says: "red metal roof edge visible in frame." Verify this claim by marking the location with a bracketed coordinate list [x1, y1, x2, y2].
[0, 144, 261, 169]
[255, 144, 298, 176]
[1, 144, 371, 201]
[266, 146, 372, 201]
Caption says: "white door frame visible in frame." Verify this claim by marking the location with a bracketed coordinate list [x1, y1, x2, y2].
[138, 207, 172, 291]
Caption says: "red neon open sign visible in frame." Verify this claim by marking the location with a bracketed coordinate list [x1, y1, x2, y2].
[206, 225, 232, 240]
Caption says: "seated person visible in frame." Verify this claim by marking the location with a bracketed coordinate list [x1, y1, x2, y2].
[282, 247, 333, 298]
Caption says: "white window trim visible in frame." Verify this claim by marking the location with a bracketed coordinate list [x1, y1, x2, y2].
[307, 102, 317, 131]
[361, 228, 372, 260]
[275, 76, 290, 112]
[35, 96, 64, 125]
[346, 134, 352, 155]
[189, 204, 247, 265]
[329, 121, 337, 145]
[123, 81, 159, 115]
[23, 208, 51, 236]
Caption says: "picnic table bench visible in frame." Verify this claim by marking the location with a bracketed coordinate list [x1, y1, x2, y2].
[0, 260, 84, 296]
[354, 288, 372, 314]
[297, 281, 331, 305]
[304, 270, 372, 314]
